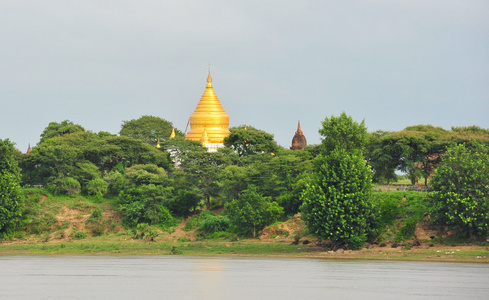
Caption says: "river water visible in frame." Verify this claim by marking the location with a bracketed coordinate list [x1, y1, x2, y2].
[0, 256, 488, 299]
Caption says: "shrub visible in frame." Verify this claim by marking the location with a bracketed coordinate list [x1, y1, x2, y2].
[89, 208, 104, 221]
[60, 177, 81, 196]
[429, 143, 489, 240]
[86, 179, 108, 196]
[166, 189, 200, 217]
[73, 231, 87, 239]
[225, 188, 283, 237]
[118, 184, 174, 227]
[0, 172, 23, 239]
[198, 213, 230, 236]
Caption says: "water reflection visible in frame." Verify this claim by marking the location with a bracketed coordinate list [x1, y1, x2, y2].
[0, 256, 488, 299]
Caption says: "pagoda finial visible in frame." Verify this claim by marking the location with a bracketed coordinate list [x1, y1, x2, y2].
[290, 120, 307, 150]
[27, 143, 32, 154]
[170, 127, 176, 139]
[156, 139, 161, 149]
[207, 63, 212, 86]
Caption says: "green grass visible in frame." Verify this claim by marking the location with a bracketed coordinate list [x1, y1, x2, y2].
[0, 234, 316, 256]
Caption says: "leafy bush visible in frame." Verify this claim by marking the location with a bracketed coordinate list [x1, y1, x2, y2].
[73, 231, 88, 239]
[369, 191, 428, 242]
[60, 177, 81, 196]
[86, 179, 108, 196]
[88, 208, 104, 221]
[0, 172, 24, 239]
[132, 223, 159, 241]
[165, 189, 201, 217]
[429, 143, 489, 240]
[118, 184, 174, 227]
[225, 188, 283, 237]
[105, 170, 125, 196]
[198, 212, 230, 236]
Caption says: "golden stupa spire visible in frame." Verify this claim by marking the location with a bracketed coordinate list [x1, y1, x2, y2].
[156, 139, 161, 148]
[185, 66, 230, 143]
[170, 127, 176, 139]
[206, 63, 213, 87]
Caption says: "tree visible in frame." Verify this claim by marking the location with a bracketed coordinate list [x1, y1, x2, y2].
[301, 149, 373, 249]
[365, 131, 400, 184]
[39, 120, 85, 144]
[224, 125, 280, 156]
[225, 188, 283, 237]
[429, 142, 489, 240]
[119, 115, 182, 146]
[179, 150, 231, 208]
[0, 139, 23, 239]
[118, 184, 174, 227]
[318, 112, 367, 154]
[301, 114, 373, 249]
[124, 164, 168, 186]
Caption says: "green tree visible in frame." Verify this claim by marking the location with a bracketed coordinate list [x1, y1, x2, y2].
[225, 188, 283, 237]
[429, 142, 489, 240]
[124, 164, 168, 186]
[365, 130, 400, 184]
[318, 112, 367, 154]
[39, 120, 85, 144]
[165, 189, 201, 217]
[118, 184, 174, 227]
[180, 150, 231, 208]
[0, 139, 23, 239]
[224, 125, 280, 156]
[119, 115, 182, 146]
[301, 149, 373, 249]
[301, 114, 372, 249]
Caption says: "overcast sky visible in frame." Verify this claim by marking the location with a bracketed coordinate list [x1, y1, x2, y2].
[1, 0, 488, 152]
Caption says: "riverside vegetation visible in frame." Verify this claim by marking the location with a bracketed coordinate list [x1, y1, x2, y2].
[1, 114, 489, 261]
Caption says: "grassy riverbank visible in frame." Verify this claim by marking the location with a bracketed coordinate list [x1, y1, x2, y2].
[2, 189, 488, 262]
[1, 234, 488, 263]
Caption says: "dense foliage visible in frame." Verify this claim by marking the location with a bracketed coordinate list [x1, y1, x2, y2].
[0, 139, 24, 239]
[429, 143, 489, 240]
[365, 125, 489, 185]
[120, 115, 182, 146]
[301, 113, 373, 249]
[6, 115, 489, 244]
[225, 188, 283, 237]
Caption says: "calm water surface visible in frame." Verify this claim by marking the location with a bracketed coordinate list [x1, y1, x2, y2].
[0, 256, 488, 299]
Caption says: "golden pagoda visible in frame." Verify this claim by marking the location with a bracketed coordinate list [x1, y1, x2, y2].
[185, 68, 230, 144]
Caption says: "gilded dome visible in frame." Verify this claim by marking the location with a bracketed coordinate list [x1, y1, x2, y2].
[185, 69, 230, 143]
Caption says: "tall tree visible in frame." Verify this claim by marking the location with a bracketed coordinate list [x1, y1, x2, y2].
[180, 149, 231, 208]
[301, 113, 373, 249]
[39, 120, 85, 144]
[365, 131, 399, 184]
[119, 115, 182, 146]
[224, 125, 280, 157]
[318, 112, 367, 154]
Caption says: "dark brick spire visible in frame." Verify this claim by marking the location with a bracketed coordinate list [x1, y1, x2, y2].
[290, 121, 307, 150]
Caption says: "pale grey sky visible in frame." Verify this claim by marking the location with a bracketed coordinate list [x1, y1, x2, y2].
[1, 0, 488, 152]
